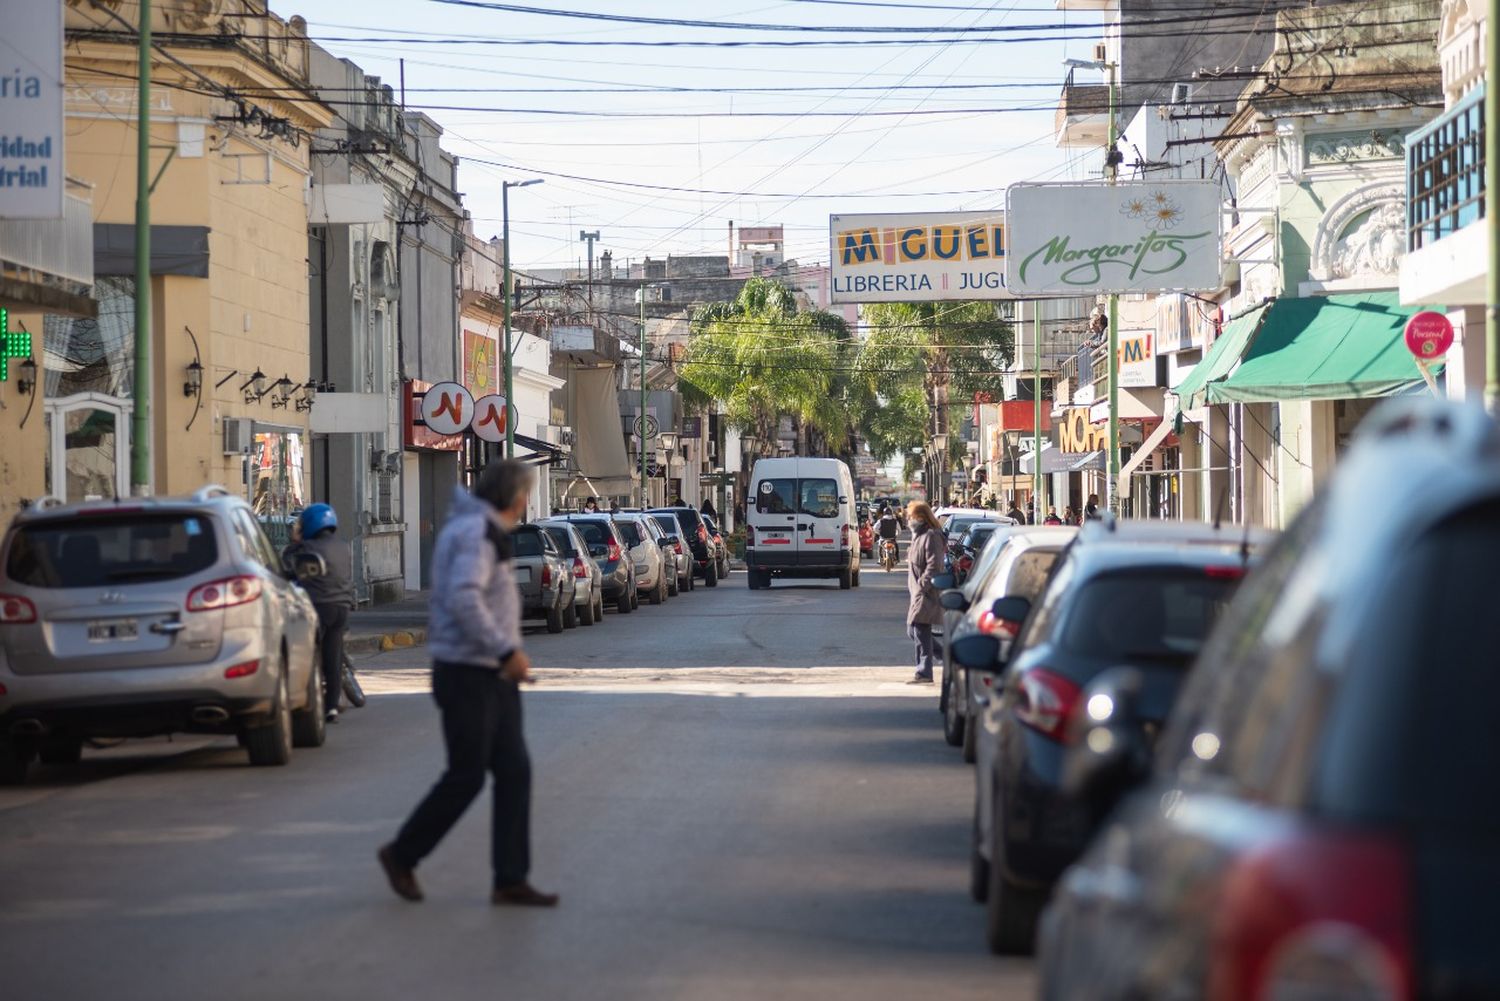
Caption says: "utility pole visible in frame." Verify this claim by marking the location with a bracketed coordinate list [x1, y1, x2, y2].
[131, 0, 152, 494]
[1105, 59, 1121, 513]
[579, 230, 599, 317]
[1487, 0, 1499, 415]
[501, 177, 543, 458]
[638, 287, 648, 506]
[1033, 304, 1043, 520]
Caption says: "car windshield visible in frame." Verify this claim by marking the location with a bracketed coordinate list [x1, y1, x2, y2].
[541, 526, 577, 555]
[615, 520, 643, 546]
[1054, 567, 1241, 660]
[511, 528, 544, 557]
[5, 513, 220, 588]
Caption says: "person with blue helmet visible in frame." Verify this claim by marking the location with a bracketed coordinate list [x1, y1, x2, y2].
[287, 502, 355, 723]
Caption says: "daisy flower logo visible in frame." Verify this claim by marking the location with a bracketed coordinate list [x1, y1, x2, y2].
[1148, 189, 1183, 228]
[1120, 196, 1149, 220]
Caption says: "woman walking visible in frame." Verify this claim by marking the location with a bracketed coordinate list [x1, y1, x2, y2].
[904, 500, 945, 685]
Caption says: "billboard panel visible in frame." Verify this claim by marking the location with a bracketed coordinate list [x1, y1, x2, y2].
[829, 211, 1014, 304]
[1006, 182, 1222, 295]
[0, 0, 63, 218]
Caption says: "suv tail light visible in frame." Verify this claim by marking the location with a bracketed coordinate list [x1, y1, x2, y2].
[572, 556, 589, 579]
[1205, 565, 1247, 580]
[1209, 832, 1411, 1001]
[697, 524, 708, 544]
[224, 660, 260, 679]
[674, 540, 684, 556]
[607, 541, 623, 564]
[0, 594, 37, 624]
[187, 576, 263, 612]
[1013, 667, 1081, 742]
[541, 563, 552, 588]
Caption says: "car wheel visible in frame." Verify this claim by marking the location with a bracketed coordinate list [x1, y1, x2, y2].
[684, 566, 694, 591]
[704, 561, 719, 587]
[667, 571, 678, 597]
[579, 588, 596, 626]
[594, 592, 605, 622]
[292, 652, 327, 749]
[564, 599, 579, 629]
[852, 566, 861, 588]
[970, 803, 990, 903]
[942, 670, 965, 748]
[546, 600, 565, 633]
[245, 662, 294, 767]
[986, 783, 1047, 955]
[617, 589, 633, 614]
[961, 700, 978, 763]
[838, 565, 852, 590]
[36, 736, 84, 766]
[649, 575, 665, 605]
[0, 737, 32, 785]
[631, 585, 639, 610]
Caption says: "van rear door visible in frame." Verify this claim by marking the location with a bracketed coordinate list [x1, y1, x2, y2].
[754, 473, 798, 559]
[796, 463, 844, 567]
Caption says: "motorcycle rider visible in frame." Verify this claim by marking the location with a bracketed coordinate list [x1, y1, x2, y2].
[876, 504, 901, 569]
[286, 503, 356, 723]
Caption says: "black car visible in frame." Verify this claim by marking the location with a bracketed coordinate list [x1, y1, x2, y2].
[649, 506, 719, 586]
[548, 515, 637, 614]
[954, 518, 1266, 954]
[950, 521, 1002, 584]
[1038, 399, 1500, 1001]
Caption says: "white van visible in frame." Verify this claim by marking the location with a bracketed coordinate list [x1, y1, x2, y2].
[745, 457, 860, 590]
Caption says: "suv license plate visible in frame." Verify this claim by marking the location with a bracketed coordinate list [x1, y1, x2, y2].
[87, 618, 138, 642]
[514, 567, 532, 584]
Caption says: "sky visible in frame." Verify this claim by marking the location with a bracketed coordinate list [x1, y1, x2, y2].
[285, 0, 1110, 273]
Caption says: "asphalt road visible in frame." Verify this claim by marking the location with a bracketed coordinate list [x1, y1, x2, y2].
[0, 562, 1036, 1001]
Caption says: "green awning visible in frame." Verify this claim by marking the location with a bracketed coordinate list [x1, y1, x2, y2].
[1172, 301, 1271, 410]
[1173, 293, 1434, 408]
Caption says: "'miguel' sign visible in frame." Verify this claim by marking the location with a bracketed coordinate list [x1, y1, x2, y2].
[829, 211, 1016, 304]
[1005, 182, 1223, 295]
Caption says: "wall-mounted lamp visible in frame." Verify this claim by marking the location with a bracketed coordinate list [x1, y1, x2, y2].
[184, 359, 204, 398]
[240, 368, 267, 403]
[295, 382, 318, 413]
[16, 357, 36, 396]
[269, 375, 296, 409]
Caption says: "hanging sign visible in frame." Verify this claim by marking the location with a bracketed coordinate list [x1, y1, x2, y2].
[470, 394, 516, 443]
[828, 211, 1014, 303]
[419, 381, 473, 436]
[1006, 181, 1223, 295]
[1403, 311, 1454, 360]
[0, 0, 63, 218]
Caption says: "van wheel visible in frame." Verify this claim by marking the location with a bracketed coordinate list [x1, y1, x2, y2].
[579, 589, 596, 626]
[704, 562, 719, 587]
[292, 655, 326, 749]
[245, 664, 293, 767]
[0, 738, 32, 785]
[838, 565, 853, 590]
[546, 602, 565, 633]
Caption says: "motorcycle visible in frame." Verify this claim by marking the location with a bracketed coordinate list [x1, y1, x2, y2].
[881, 537, 899, 572]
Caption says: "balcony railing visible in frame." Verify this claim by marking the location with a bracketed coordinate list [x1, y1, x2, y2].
[1407, 84, 1485, 252]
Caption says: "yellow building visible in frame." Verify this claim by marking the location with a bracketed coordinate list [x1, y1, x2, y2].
[0, 1, 332, 537]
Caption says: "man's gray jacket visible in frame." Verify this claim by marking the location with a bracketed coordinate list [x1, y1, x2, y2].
[428, 488, 522, 670]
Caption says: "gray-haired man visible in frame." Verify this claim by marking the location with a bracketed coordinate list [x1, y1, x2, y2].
[378, 460, 558, 907]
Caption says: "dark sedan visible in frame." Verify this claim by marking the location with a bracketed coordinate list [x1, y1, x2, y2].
[547, 515, 637, 614]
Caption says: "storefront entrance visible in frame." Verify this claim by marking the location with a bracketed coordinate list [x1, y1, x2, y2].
[45, 393, 131, 502]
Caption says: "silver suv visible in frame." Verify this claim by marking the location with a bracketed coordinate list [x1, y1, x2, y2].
[0, 487, 325, 784]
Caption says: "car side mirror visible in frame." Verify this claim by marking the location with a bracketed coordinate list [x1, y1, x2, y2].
[285, 551, 326, 582]
[939, 590, 969, 611]
[950, 633, 1003, 674]
[1063, 667, 1152, 821]
[932, 572, 956, 591]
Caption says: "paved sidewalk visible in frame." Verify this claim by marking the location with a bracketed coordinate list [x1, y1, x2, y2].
[345, 591, 429, 654]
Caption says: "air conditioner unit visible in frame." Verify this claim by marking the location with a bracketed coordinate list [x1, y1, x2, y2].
[223, 417, 252, 455]
[1171, 82, 1192, 105]
[1094, 43, 1108, 63]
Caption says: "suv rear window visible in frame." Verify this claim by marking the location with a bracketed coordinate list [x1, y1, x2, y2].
[650, 514, 679, 537]
[511, 527, 545, 557]
[569, 519, 616, 548]
[1054, 567, 1239, 660]
[541, 526, 578, 555]
[5, 513, 220, 588]
[615, 520, 643, 546]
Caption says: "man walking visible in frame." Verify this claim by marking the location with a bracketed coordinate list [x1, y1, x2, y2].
[378, 460, 558, 908]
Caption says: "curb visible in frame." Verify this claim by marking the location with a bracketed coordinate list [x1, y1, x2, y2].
[345, 628, 427, 656]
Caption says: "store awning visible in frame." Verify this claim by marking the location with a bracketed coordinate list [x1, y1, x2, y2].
[1019, 446, 1104, 474]
[515, 432, 565, 467]
[1172, 293, 1433, 409]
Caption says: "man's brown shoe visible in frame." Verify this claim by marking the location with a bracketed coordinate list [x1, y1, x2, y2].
[377, 844, 423, 902]
[492, 883, 559, 907]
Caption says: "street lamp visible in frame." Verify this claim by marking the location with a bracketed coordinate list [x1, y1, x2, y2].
[502, 177, 544, 459]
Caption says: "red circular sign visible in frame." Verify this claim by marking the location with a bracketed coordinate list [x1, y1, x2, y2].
[1404, 311, 1454, 360]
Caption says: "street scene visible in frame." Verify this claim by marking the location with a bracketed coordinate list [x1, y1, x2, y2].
[2, 0, 1499, 999]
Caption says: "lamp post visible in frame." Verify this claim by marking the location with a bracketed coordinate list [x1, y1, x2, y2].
[933, 433, 949, 507]
[635, 286, 650, 506]
[502, 177, 543, 459]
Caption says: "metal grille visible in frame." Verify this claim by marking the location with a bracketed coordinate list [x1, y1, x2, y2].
[1407, 85, 1485, 252]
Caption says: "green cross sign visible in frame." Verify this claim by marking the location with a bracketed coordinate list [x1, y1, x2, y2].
[0, 309, 31, 382]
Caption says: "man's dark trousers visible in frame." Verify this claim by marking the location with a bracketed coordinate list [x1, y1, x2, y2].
[314, 604, 349, 711]
[391, 662, 531, 888]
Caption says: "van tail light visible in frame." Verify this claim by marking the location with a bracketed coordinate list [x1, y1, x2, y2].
[541, 563, 552, 588]
[0, 594, 37, 624]
[187, 576, 263, 612]
[607, 541, 623, 564]
[840, 525, 850, 548]
[572, 557, 589, 579]
[1208, 832, 1411, 1001]
[223, 660, 260, 679]
[745, 526, 755, 548]
[1013, 668, 1082, 742]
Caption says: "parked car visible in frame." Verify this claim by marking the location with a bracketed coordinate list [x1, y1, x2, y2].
[935, 507, 1013, 532]
[644, 512, 694, 594]
[650, 506, 719, 587]
[936, 526, 1076, 762]
[511, 523, 574, 633]
[0, 486, 325, 783]
[548, 515, 637, 614]
[949, 521, 1006, 584]
[612, 512, 671, 605]
[702, 514, 731, 580]
[744, 457, 859, 590]
[953, 517, 1268, 954]
[1038, 399, 1500, 1000]
[538, 520, 603, 626]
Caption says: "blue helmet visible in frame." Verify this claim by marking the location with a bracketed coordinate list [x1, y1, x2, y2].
[299, 503, 337, 538]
